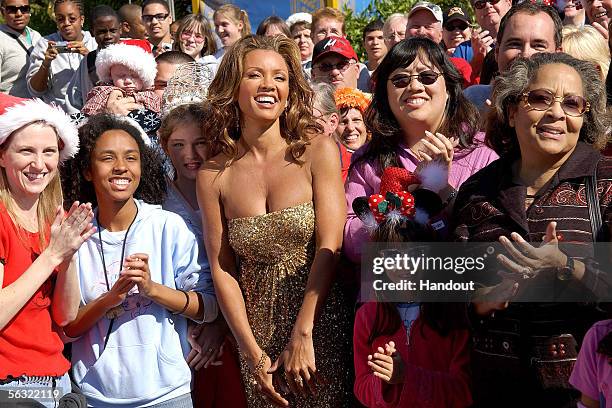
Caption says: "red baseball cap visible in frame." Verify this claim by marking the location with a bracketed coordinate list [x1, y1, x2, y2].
[312, 36, 358, 65]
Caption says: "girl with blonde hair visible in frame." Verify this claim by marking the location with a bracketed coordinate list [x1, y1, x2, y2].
[213, 5, 251, 59]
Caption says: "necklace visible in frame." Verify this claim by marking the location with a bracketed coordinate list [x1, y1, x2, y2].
[96, 203, 139, 321]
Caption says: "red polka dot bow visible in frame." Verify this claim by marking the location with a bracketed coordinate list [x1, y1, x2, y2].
[367, 167, 420, 223]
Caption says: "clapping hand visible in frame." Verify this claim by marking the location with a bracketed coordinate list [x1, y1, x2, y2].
[368, 341, 405, 384]
[46, 201, 96, 265]
[496, 222, 567, 280]
[414, 131, 459, 172]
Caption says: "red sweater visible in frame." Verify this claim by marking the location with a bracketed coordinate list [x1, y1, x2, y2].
[0, 203, 69, 377]
[353, 302, 472, 408]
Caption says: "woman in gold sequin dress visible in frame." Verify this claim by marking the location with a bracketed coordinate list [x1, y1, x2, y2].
[198, 35, 353, 407]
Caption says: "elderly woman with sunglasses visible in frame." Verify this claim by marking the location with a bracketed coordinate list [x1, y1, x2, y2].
[453, 52, 612, 406]
[344, 37, 498, 263]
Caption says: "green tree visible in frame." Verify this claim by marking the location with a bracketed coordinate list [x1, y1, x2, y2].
[343, 0, 474, 60]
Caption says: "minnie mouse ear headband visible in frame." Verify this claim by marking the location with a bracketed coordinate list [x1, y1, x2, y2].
[352, 163, 449, 238]
[335, 87, 371, 115]
[0, 95, 78, 162]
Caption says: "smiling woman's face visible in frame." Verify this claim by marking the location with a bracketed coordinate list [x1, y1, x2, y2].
[85, 129, 141, 205]
[508, 63, 585, 161]
[237, 49, 290, 125]
[0, 123, 59, 202]
[386, 53, 448, 134]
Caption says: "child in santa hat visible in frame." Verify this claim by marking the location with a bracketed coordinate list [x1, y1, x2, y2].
[82, 42, 161, 116]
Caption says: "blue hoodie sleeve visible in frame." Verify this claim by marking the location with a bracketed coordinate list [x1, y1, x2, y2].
[169, 214, 219, 323]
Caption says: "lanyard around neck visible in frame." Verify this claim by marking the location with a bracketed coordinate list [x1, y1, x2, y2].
[96, 202, 139, 351]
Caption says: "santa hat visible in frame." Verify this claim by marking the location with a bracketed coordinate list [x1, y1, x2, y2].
[0, 94, 78, 162]
[96, 43, 157, 89]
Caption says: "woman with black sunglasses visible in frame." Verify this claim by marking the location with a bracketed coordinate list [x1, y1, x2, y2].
[453, 52, 612, 406]
[344, 37, 498, 264]
[26, 0, 95, 113]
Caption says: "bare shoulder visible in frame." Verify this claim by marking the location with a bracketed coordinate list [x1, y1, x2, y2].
[305, 134, 340, 164]
[198, 152, 231, 188]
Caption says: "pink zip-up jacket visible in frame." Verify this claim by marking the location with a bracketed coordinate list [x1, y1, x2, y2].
[343, 132, 498, 263]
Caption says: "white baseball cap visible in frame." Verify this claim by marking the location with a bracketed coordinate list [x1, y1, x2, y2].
[408, 1, 444, 23]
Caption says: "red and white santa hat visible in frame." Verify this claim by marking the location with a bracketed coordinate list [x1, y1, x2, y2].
[96, 42, 157, 89]
[0, 94, 78, 162]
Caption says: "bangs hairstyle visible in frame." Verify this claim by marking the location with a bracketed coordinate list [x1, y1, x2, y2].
[159, 103, 213, 152]
[204, 35, 320, 163]
[256, 16, 291, 37]
[357, 37, 480, 170]
[0, 122, 63, 247]
[174, 14, 218, 57]
[486, 52, 611, 157]
[61, 114, 167, 208]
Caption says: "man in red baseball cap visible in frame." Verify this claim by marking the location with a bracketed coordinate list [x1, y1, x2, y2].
[311, 35, 360, 89]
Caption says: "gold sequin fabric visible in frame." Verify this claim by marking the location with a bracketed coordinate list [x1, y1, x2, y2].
[228, 202, 353, 407]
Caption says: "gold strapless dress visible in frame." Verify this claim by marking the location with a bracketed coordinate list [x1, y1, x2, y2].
[228, 202, 353, 407]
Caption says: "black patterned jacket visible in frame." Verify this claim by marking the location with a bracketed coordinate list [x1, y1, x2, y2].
[453, 141, 612, 299]
[452, 142, 612, 404]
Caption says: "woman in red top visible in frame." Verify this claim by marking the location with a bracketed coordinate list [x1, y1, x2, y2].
[0, 95, 95, 407]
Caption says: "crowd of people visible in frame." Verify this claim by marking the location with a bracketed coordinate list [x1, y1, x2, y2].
[0, 0, 611, 407]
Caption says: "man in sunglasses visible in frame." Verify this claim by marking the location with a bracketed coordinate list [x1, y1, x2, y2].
[0, 0, 40, 97]
[452, 0, 510, 82]
[311, 36, 362, 91]
[442, 7, 472, 55]
[405, 1, 473, 87]
[142, 0, 173, 56]
[464, 2, 563, 111]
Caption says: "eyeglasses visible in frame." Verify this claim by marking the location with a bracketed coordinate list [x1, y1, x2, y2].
[389, 70, 442, 88]
[473, 0, 502, 9]
[3, 5, 30, 14]
[521, 89, 590, 117]
[385, 32, 405, 41]
[181, 30, 205, 43]
[444, 22, 469, 31]
[142, 13, 169, 23]
[314, 60, 355, 73]
[56, 15, 80, 24]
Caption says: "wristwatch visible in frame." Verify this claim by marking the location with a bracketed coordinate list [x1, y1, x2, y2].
[556, 256, 575, 281]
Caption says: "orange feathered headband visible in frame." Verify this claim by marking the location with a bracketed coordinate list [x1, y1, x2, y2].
[334, 87, 371, 114]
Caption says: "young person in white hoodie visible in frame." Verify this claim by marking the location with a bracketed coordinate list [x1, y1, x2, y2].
[61, 114, 218, 408]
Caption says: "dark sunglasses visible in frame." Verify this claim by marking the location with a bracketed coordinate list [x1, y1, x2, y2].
[3, 5, 30, 14]
[444, 22, 469, 31]
[389, 70, 442, 88]
[314, 60, 354, 73]
[473, 0, 502, 9]
[142, 13, 169, 23]
[521, 89, 590, 117]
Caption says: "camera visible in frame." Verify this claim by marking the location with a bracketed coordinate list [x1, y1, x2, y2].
[54, 41, 73, 53]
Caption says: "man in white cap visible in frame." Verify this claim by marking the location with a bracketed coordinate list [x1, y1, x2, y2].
[405, 1, 473, 87]
[406, 1, 444, 43]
